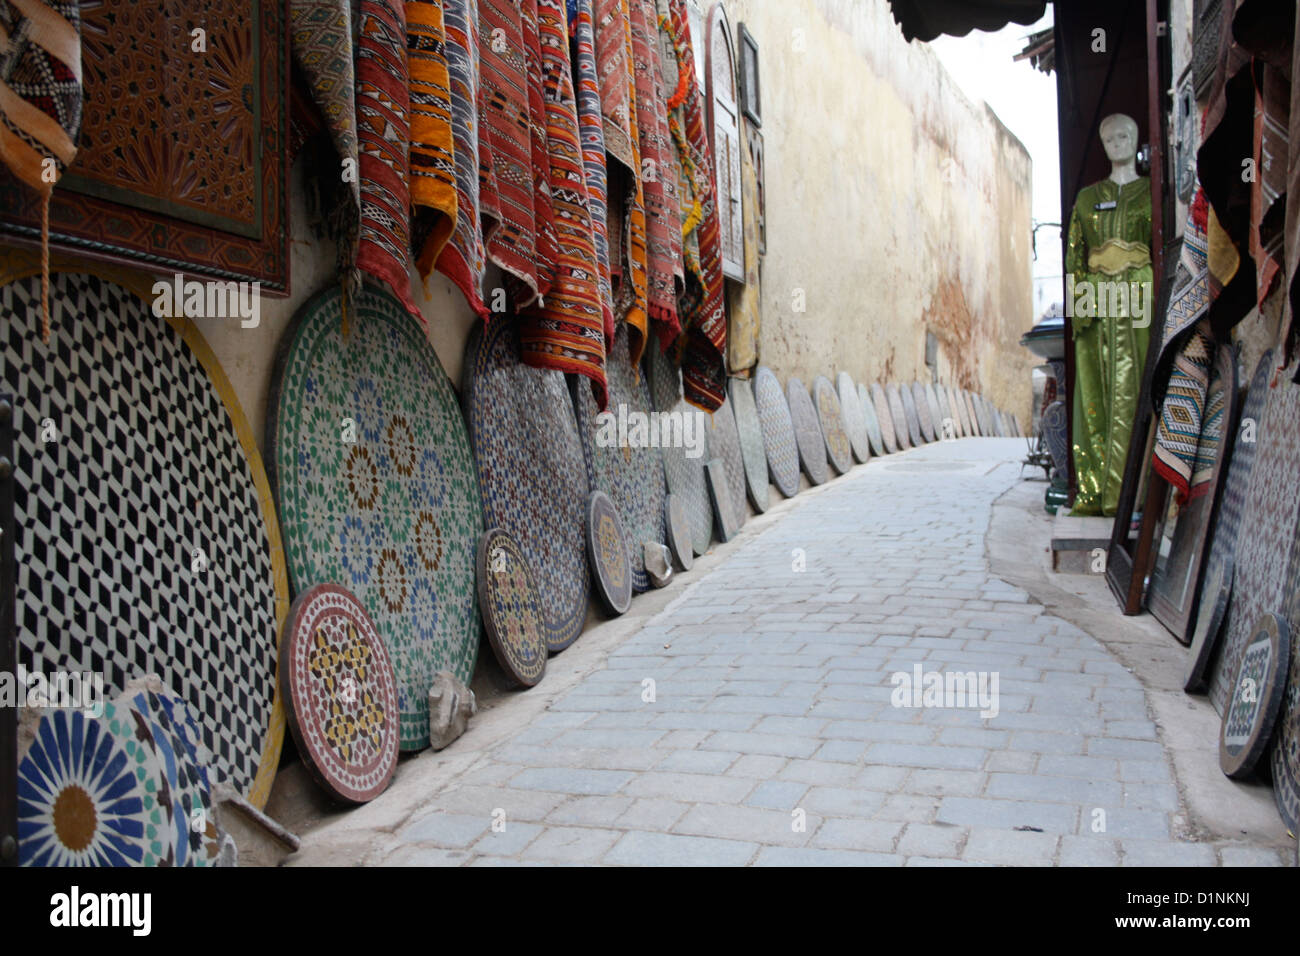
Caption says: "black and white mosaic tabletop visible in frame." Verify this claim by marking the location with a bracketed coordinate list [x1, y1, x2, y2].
[1219, 612, 1290, 779]
[705, 397, 749, 534]
[2, 271, 287, 807]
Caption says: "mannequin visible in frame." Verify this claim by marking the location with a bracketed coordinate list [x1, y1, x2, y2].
[1066, 113, 1153, 516]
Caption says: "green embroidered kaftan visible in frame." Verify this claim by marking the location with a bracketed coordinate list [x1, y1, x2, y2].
[1066, 176, 1153, 516]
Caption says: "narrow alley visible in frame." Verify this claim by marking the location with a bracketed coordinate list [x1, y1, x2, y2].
[289, 438, 1289, 867]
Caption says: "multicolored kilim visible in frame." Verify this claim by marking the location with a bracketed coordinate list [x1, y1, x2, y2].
[478, 0, 550, 304]
[659, 0, 726, 411]
[356, 0, 421, 320]
[0, 0, 82, 340]
[516, 0, 560, 306]
[519, 0, 609, 406]
[1153, 324, 1213, 498]
[1191, 353, 1227, 495]
[570, 0, 615, 335]
[431, 0, 488, 316]
[406, 1, 458, 277]
[630, 0, 682, 347]
[290, 0, 361, 305]
[593, 0, 635, 170]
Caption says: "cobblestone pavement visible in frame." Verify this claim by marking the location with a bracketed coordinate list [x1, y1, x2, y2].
[291, 438, 1292, 866]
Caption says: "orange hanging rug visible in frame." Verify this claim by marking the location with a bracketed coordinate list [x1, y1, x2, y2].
[0, 0, 83, 343]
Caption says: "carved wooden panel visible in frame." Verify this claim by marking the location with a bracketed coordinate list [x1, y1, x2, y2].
[0, 0, 289, 291]
[706, 3, 743, 283]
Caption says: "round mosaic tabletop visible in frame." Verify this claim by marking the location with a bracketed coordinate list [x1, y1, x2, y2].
[885, 384, 912, 450]
[814, 376, 853, 475]
[587, 491, 634, 616]
[281, 583, 400, 804]
[476, 529, 548, 687]
[858, 383, 885, 457]
[649, 345, 714, 556]
[18, 704, 170, 866]
[948, 386, 969, 438]
[665, 493, 693, 571]
[463, 317, 589, 654]
[1, 271, 287, 808]
[1210, 355, 1300, 714]
[787, 378, 829, 485]
[118, 684, 221, 867]
[869, 384, 898, 454]
[911, 382, 935, 443]
[1185, 555, 1233, 693]
[837, 373, 871, 464]
[728, 377, 770, 512]
[964, 391, 982, 436]
[706, 397, 749, 533]
[1219, 612, 1290, 779]
[705, 458, 739, 542]
[898, 383, 923, 447]
[754, 366, 801, 497]
[572, 324, 667, 592]
[270, 284, 480, 752]
[924, 384, 944, 440]
[1269, 620, 1300, 832]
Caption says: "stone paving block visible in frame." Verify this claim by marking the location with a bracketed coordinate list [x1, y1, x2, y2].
[754, 847, 903, 867]
[727, 754, 790, 779]
[744, 780, 809, 810]
[778, 759, 865, 787]
[752, 715, 830, 737]
[615, 798, 691, 831]
[875, 793, 940, 823]
[1058, 834, 1120, 866]
[1120, 840, 1216, 867]
[674, 803, 813, 847]
[907, 769, 987, 797]
[701, 731, 821, 758]
[1086, 737, 1165, 760]
[604, 831, 758, 866]
[656, 729, 713, 749]
[655, 749, 740, 774]
[936, 797, 1079, 834]
[812, 818, 905, 852]
[622, 771, 756, 804]
[553, 728, 667, 750]
[825, 720, 935, 743]
[470, 822, 544, 857]
[398, 812, 490, 848]
[801, 786, 888, 817]
[813, 739, 869, 764]
[1118, 760, 1173, 783]
[1101, 720, 1158, 740]
[520, 826, 623, 864]
[1120, 783, 1180, 811]
[897, 822, 966, 858]
[1007, 731, 1087, 755]
[986, 772, 1123, 806]
[650, 712, 759, 732]
[864, 743, 988, 770]
[1219, 846, 1284, 866]
[1035, 754, 1119, 780]
[708, 696, 814, 717]
[544, 795, 636, 827]
[509, 767, 634, 796]
[963, 827, 1059, 865]
[1094, 808, 1170, 840]
[434, 786, 568, 821]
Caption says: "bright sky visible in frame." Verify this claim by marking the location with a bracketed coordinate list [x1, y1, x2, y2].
[927, 12, 1062, 320]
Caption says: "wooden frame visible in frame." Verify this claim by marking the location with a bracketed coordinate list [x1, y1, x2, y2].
[0, 393, 13, 867]
[737, 22, 761, 127]
[1146, 342, 1240, 642]
[706, 2, 745, 282]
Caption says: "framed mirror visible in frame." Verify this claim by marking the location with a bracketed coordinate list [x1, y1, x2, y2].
[1146, 341, 1240, 643]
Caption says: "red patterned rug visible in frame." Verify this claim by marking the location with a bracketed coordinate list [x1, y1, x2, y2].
[407, 0, 458, 278]
[571, 0, 615, 335]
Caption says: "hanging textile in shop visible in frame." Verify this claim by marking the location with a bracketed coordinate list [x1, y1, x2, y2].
[571, 0, 615, 333]
[659, 0, 726, 412]
[478, 0, 554, 304]
[430, 0, 489, 315]
[519, 0, 608, 406]
[595, 0, 649, 359]
[630, 0, 683, 346]
[407, 0, 459, 278]
[291, 0, 361, 306]
[1153, 324, 1215, 498]
[356, 0, 422, 320]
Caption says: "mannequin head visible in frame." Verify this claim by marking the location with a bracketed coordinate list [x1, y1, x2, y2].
[1099, 113, 1139, 164]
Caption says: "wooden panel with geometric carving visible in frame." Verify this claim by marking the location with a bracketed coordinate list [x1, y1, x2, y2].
[0, 0, 289, 292]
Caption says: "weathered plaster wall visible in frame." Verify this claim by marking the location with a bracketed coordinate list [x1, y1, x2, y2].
[726, 0, 1036, 418]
